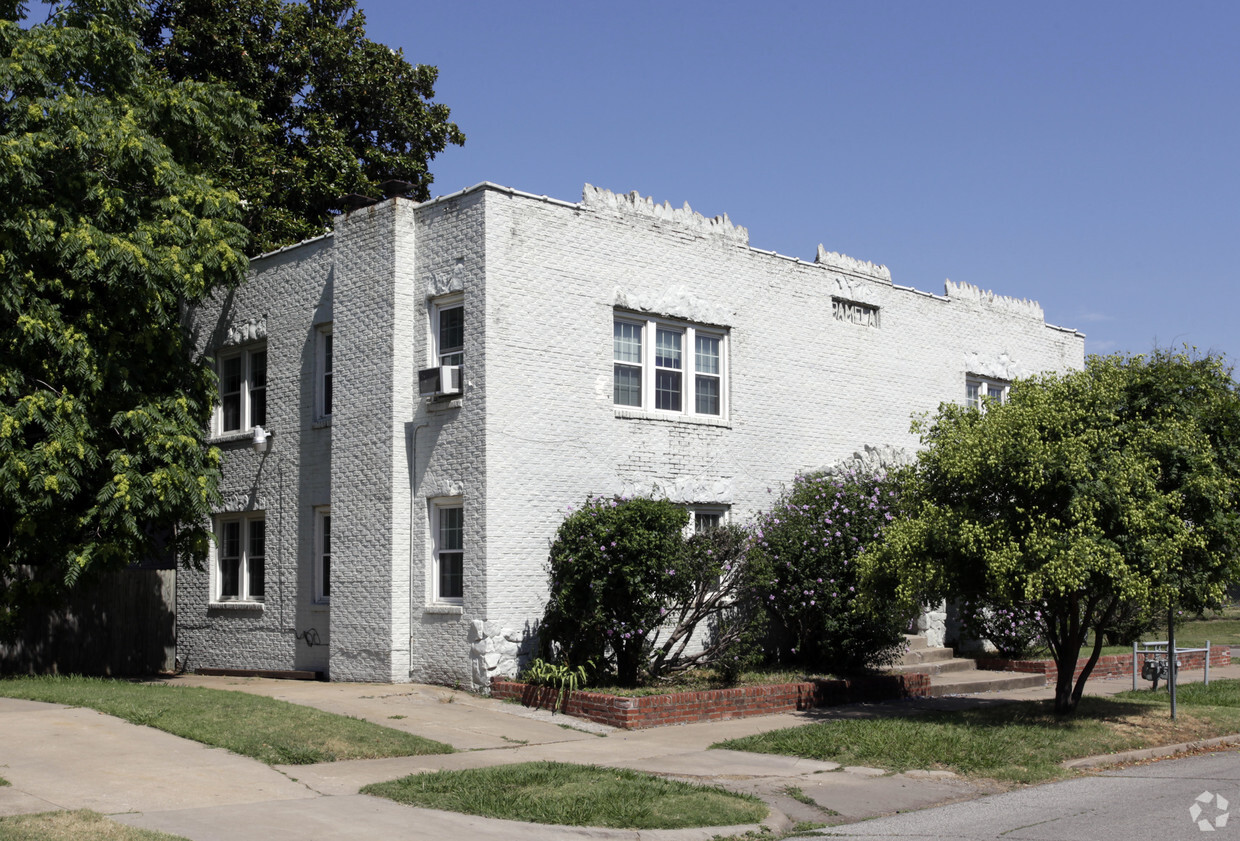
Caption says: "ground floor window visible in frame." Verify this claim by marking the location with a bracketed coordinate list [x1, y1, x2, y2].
[314, 507, 331, 603]
[216, 513, 265, 602]
[966, 375, 1010, 411]
[431, 499, 463, 603]
[687, 505, 729, 535]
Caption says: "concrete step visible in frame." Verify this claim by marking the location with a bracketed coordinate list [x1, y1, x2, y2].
[898, 646, 957, 666]
[927, 669, 1046, 697]
[903, 634, 929, 651]
[887, 657, 978, 676]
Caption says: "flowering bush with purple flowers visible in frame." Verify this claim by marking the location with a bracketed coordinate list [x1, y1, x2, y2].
[539, 496, 692, 686]
[958, 601, 1045, 658]
[747, 470, 908, 672]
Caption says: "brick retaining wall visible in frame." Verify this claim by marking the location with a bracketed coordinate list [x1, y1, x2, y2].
[490, 673, 932, 730]
[977, 646, 1231, 684]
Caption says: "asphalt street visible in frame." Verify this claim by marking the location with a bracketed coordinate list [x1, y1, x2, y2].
[799, 749, 1240, 841]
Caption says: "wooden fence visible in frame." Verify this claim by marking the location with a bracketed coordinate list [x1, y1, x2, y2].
[0, 568, 176, 676]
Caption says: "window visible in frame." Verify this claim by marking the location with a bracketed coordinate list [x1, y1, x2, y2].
[314, 507, 331, 603]
[432, 296, 464, 367]
[613, 314, 727, 419]
[966, 375, 1009, 411]
[217, 346, 267, 433]
[431, 500, 463, 603]
[688, 505, 729, 534]
[316, 327, 333, 419]
[216, 513, 265, 602]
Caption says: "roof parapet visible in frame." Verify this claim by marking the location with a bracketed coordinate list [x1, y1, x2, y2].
[815, 244, 892, 283]
[582, 184, 749, 245]
[944, 279, 1044, 320]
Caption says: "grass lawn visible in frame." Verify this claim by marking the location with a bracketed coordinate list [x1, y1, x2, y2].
[0, 811, 190, 841]
[716, 685, 1240, 785]
[361, 761, 769, 829]
[0, 675, 453, 764]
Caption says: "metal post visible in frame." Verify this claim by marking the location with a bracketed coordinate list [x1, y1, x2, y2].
[1206, 640, 1211, 686]
[1132, 641, 1138, 692]
[1169, 608, 1177, 721]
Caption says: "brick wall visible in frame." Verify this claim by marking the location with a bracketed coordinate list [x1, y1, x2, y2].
[490, 673, 931, 730]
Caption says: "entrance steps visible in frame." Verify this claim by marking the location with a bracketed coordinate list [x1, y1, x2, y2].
[890, 635, 1045, 697]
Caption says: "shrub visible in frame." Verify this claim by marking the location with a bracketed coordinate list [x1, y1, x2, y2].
[539, 497, 690, 686]
[958, 602, 1045, 658]
[748, 470, 907, 672]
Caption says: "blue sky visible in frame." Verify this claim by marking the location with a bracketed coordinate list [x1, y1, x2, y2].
[354, 0, 1239, 364]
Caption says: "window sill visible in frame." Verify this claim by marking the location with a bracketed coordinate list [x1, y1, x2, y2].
[428, 398, 463, 412]
[613, 408, 731, 428]
[208, 600, 265, 612]
[423, 603, 464, 616]
[207, 430, 261, 446]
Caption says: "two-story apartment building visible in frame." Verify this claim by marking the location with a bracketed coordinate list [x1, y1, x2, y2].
[179, 182, 1085, 688]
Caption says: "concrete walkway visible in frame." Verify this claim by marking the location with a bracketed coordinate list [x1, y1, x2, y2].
[2, 663, 1238, 841]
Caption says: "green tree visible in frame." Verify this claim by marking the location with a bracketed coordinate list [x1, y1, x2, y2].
[141, 0, 465, 252]
[0, 0, 253, 638]
[866, 351, 1240, 714]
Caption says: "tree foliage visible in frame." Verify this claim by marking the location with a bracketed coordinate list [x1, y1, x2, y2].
[866, 350, 1240, 713]
[0, 0, 252, 637]
[748, 470, 908, 672]
[141, 0, 465, 252]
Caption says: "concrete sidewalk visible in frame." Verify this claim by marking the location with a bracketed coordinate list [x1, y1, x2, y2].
[2, 663, 1238, 841]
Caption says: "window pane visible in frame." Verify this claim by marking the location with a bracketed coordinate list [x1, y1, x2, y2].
[221, 357, 242, 431]
[655, 329, 682, 369]
[322, 514, 331, 598]
[613, 320, 642, 363]
[966, 382, 980, 407]
[439, 306, 464, 366]
[614, 364, 642, 407]
[695, 376, 719, 415]
[440, 552, 463, 599]
[695, 335, 719, 376]
[440, 506, 463, 551]
[655, 370, 682, 411]
[987, 385, 1004, 401]
[248, 520, 265, 599]
[220, 521, 240, 598]
[695, 511, 722, 533]
[323, 335, 333, 416]
[249, 351, 267, 427]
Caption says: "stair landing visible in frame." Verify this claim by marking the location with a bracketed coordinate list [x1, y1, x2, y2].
[891, 635, 1045, 697]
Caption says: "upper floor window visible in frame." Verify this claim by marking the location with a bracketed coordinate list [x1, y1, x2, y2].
[217, 346, 266, 433]
[613, 314, 727, 419]
[966, 375, 1009, 411]
[432, 296, 464, 367]
[316, 327, 333, 420]
[216, 513, 265, 603]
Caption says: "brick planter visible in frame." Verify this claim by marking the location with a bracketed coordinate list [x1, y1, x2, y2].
[490, 673, 931, 730]
[977, 646, 1231, 685]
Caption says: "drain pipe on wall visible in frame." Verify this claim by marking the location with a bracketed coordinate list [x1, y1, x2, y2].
[409, 420, 429, 672]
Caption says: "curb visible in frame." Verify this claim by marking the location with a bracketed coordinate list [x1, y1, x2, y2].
[1063, 733, 1240, 769]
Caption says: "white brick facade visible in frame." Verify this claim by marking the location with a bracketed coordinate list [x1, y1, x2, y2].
[180, 182, 1085, 687]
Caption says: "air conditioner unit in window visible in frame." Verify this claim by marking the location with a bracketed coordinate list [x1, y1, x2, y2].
[418, 365, 462, 398]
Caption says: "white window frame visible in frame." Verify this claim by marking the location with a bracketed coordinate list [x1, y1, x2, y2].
[965, 375, 1010, 412]
[313, 506, 331, 604]
[430, 294, 464, 368]
[687, 504, 729, 535]
[214, 512, 265, 603]
[430, 498, 464, 604]
[315, 326, 333, 421]
[613, 313, 728, 420]
[216, 345, 267, 434]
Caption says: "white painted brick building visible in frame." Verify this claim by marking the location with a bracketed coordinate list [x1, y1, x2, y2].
[179, 182, 1085, 687]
